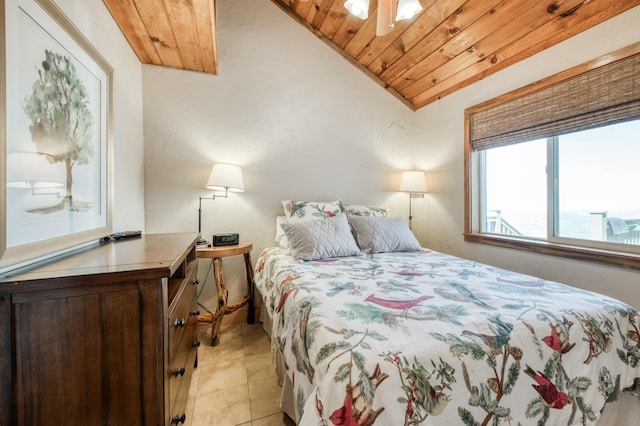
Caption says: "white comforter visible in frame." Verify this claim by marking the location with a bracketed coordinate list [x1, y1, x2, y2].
[255, 247, 640, 426]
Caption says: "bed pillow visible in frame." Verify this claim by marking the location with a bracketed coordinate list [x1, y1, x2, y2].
[341, 203, 389, 217]
[281, 200, 342, 223]
[349, 216, 421, 254]
[281, 214, 361, 261]
[275, 216, 289, 248]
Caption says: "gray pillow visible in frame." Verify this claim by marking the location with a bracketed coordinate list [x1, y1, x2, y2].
[349, 216, 421, 253]
[281, 214, 361, 261]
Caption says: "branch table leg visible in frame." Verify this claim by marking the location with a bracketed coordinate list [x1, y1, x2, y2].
[197, 243, 256, 346]
[211, 257, 227, 346]
[244, 252, 255, 324]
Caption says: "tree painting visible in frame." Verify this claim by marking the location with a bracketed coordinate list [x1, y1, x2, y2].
[23, 49, 94, 213]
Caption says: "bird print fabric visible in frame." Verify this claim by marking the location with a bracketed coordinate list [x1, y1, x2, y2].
[255, 247, 640, 426]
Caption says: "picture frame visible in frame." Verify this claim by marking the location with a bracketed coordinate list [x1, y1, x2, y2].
[1, 0, 113, 270]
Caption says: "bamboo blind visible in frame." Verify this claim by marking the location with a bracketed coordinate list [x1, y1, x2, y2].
[470, 52, 640, 150]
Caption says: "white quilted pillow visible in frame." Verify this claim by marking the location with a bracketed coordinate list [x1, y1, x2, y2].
[274, 216, 289, 248]
[280, 214, 361, 261]
[349, 216, 421, 253]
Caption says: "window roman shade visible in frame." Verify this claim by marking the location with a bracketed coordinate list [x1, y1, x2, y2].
[469, 51, 640, 150]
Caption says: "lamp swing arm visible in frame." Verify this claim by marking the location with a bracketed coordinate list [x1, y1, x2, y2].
[198, 188, 229, 234]
[399, 170, 427, 230]
[407, 191, 425, 230]
[408, 192, 414, 230]
[197, 162, 244, 239]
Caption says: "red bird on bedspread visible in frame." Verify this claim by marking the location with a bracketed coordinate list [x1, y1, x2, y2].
[330, 364, 388, 426]
[330, 394, 356, 426]
[364, 294, 433, 310]
[524, 365, 569, 409]
[542, 316, 575, 354]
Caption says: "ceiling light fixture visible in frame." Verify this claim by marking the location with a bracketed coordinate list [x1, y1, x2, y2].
[344, 0, 423, 36]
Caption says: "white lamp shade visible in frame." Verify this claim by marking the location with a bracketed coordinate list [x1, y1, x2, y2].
[396, 0, 423, 20]
[398, 170, 426, 193]
[344, 0, 370, 20]
[206, 163, 244, 192]
[6, 151, 65, 189]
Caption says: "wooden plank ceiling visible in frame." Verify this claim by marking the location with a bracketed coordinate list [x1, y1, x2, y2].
[103, 0, 640, 110]
[276, 0, 640, 110]
[103, 0, 218, 75]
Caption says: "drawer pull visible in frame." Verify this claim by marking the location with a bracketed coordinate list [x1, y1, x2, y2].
[192, 310, 200, 317]
[171, 413, 186, 424]
[174, 367, 186, 377]
[192, 340, 201, 348]
[192, 279, 200, 285]
[174, 318, 187, 328]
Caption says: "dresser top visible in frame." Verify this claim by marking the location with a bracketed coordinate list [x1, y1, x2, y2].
[0, 233, 198, 285]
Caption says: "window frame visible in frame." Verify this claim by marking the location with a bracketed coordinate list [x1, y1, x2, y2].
[464, 44, 640, 272]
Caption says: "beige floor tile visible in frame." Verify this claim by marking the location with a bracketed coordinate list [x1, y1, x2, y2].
[243, 322, 268, 337]
[185, 359, 201, 426]
[248, 375, 282, 420]
[188, 367, 201, 398]
[213, 323, 244, 347]
[199, 334, 246, 367]
[188, 319, 292, 426]
[191, 384, 251, 426]
[195, 327, 211, 348]
[244, 331, 271, 356]
[219, 323, 244, 339]
[197, 322, 244, 343]
[198, 358, 247, 394]
[251, 413, 296, 426]
[183, 394, 197, 426]
[246, 352, 277, 383]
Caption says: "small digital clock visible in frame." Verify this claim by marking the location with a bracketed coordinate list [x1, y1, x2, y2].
[212, 233, 239, 246]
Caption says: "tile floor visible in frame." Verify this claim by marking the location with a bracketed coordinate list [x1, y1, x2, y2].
[184, 320, 296, 426]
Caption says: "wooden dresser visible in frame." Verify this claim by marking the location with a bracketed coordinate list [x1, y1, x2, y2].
[0, 233, 200, 426]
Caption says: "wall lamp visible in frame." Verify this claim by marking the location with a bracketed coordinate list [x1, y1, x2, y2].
[6, 151, 65, 194]
[198, 163, 244, 245]
[398, 170, 426, 230]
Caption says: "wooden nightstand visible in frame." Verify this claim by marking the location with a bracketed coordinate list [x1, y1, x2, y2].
[196, 242, 255, 345]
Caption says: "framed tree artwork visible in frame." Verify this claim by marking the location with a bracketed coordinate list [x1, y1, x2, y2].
[1, 0, 113, 270]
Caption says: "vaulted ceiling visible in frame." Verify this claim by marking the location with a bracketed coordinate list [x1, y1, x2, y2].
[103, 0, 218, 74]
[105, 0, 640, 111]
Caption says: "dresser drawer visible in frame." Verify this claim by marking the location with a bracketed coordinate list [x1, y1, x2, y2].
[168, 323, 198, 425]
[168, 263, 198, 358]
[169, 348, 198, 425]
[168, 299, 198, 414]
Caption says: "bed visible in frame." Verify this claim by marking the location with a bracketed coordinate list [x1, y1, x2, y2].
[255, 201, 640, 425]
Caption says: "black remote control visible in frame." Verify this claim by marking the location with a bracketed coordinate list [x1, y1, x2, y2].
[103, 230, 142, 241]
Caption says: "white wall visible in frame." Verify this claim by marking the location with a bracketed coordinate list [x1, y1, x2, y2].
[54, 0, 145, 232]
[143, 0, 640, 309]
[411, 7, 640, 307]
[143, 0, 422, 308]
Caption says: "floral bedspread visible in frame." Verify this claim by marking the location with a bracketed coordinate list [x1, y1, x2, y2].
[254, 247, 640, 426]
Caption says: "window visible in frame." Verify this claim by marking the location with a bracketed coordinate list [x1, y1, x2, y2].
[465, 45, 640, 270]
[481, 121, 640, 250]
[483, 138, 546, 240]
